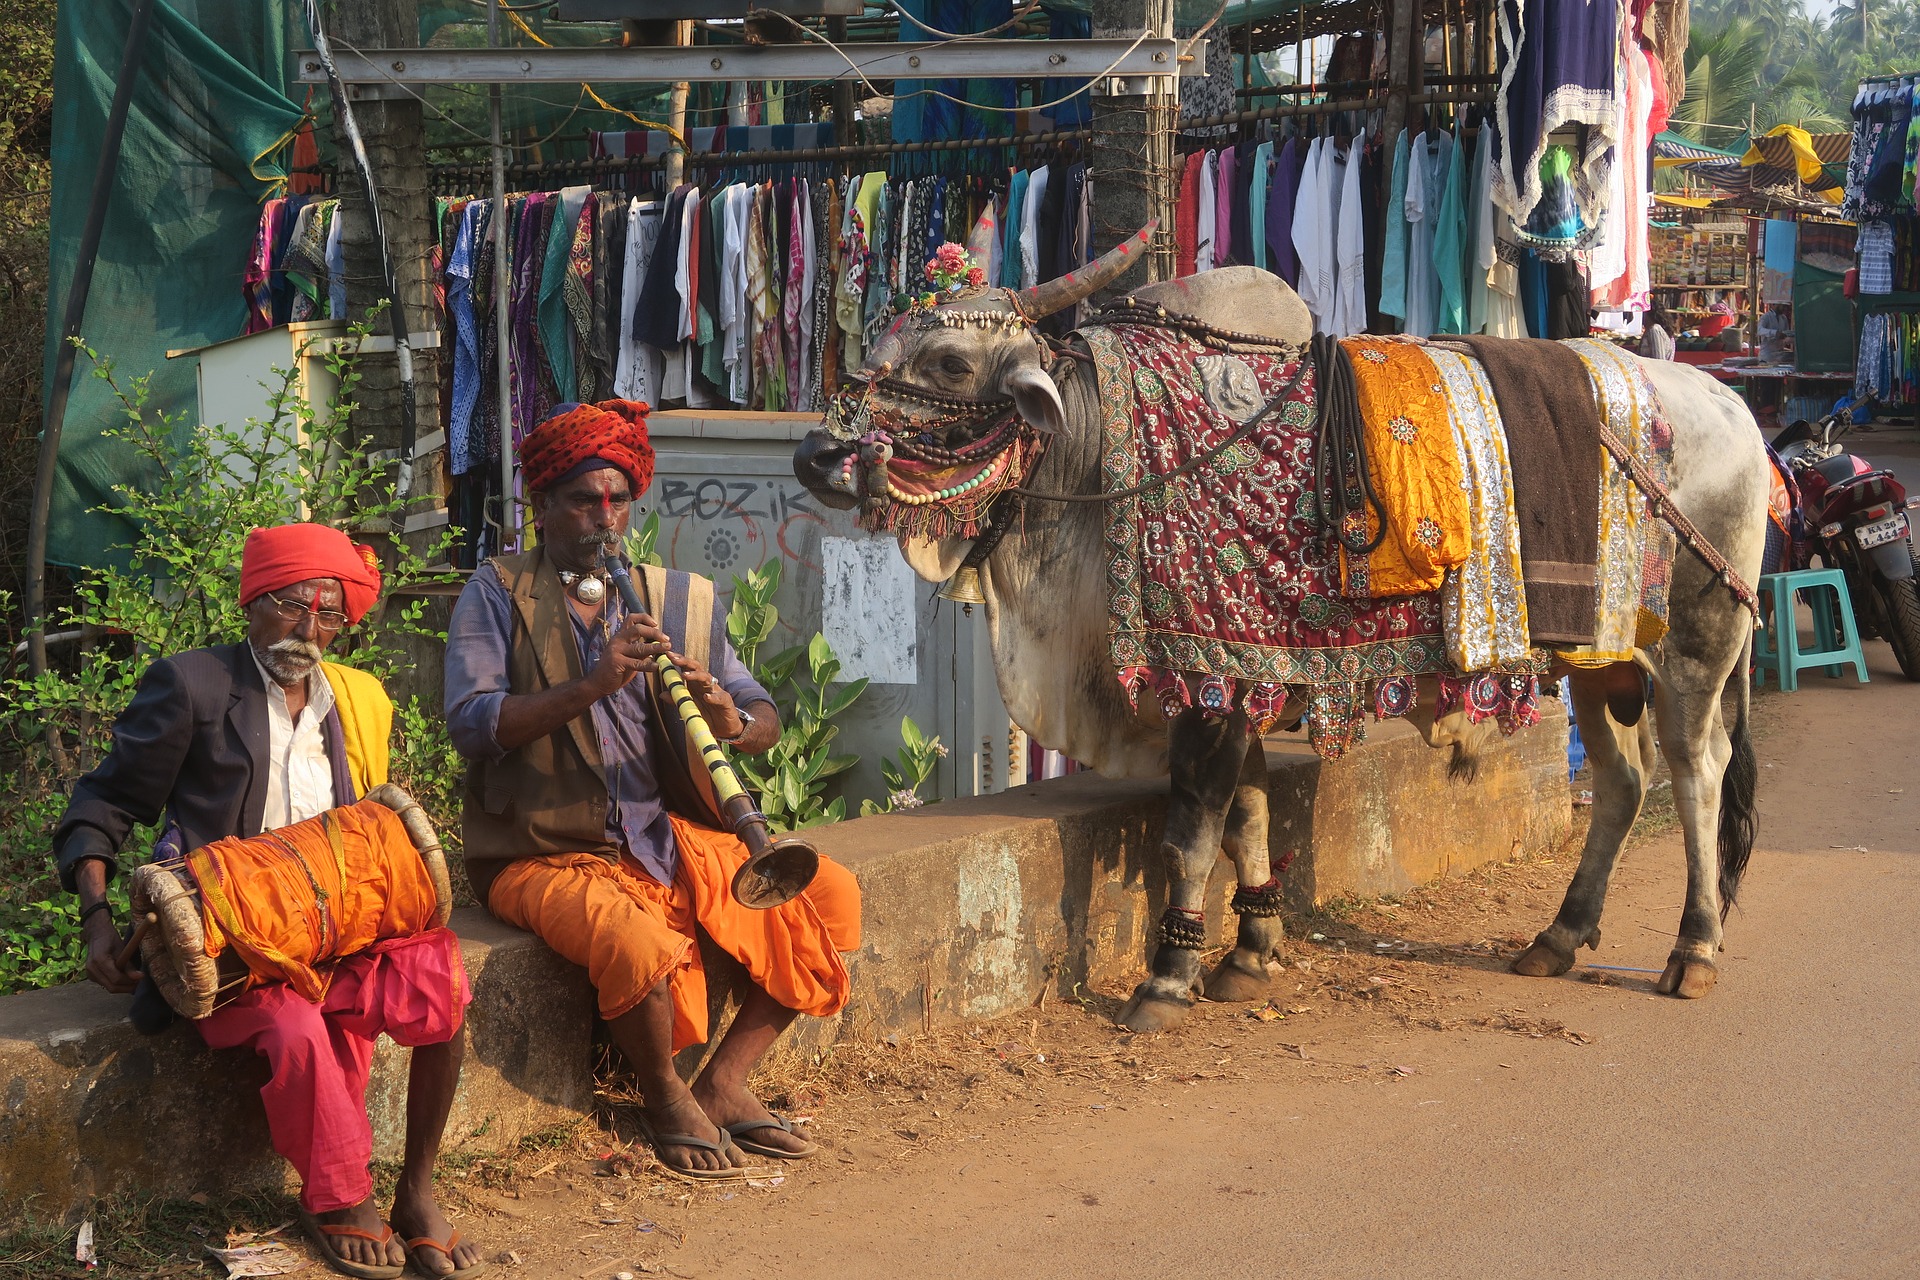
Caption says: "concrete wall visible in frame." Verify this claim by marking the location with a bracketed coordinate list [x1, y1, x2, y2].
[0, 914, 589, 1217]
[800, 707, 1571, 1048]
[0, 706, 1567, 1220]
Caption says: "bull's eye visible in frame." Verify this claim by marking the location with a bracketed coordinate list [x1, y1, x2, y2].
[938, 354, 972, 378]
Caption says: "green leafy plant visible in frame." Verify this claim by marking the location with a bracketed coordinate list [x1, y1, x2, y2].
[723, 560, 866, 831]
[860, 716, 949, 816]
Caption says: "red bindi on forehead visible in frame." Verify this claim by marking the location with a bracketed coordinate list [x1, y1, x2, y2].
[281, 578, 345, 607]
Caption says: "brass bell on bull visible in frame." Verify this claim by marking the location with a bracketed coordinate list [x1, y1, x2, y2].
[937, 564, 986, 604]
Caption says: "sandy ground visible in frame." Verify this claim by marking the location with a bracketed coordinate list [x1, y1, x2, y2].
[418, 635, 1918, 1280]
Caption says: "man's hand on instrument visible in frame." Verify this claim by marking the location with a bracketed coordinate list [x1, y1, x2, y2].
[83, 909, 142, 994]
[670, 654, 747, 740]
[589, 611, 673, 696]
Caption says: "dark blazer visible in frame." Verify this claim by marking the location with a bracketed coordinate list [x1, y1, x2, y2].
[53, 643, 358, 891]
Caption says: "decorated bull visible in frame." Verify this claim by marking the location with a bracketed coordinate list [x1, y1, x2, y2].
[794, 221, 1768, 1033]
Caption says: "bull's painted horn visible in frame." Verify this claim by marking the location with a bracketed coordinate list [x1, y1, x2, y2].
[1014, 220, 1158, 320]
[967, 207, 998, 273]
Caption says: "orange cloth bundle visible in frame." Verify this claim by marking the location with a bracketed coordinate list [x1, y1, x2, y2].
[187, 801, 438, 1003]
[1337, 336, 1472, 597]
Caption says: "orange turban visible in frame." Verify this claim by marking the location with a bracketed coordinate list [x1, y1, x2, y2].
[239, 524, 384, 624]
[519, 399, 655, 496]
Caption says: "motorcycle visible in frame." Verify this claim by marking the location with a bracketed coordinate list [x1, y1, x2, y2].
[1771, 405, 1920, 680]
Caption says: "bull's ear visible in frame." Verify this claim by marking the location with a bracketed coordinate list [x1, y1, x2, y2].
[1002, 364, 1065, 435]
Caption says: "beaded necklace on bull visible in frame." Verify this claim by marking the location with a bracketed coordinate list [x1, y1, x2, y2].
[820, 224, 1159, 604]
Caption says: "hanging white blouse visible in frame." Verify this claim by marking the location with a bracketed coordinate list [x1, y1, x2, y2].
[1021, 167, 1049, 290]
[1291, 137, 1326, 329]
[1195, 150, 1218, 273]
[1330, 128, 1369, 338]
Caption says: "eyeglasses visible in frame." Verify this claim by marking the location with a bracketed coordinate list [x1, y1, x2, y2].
[263, 591, 349, 632]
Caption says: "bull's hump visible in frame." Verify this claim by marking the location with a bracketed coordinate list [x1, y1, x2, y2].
[1120, 268, 1312, 347]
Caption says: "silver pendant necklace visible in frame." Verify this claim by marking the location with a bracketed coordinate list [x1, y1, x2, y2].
[559, 570, 607, 604]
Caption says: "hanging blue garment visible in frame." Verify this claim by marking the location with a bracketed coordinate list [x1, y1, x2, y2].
[1002, 169, 1029, 286]
[1519, 249, 1548, 339]
[1040, 6, 1093, 128]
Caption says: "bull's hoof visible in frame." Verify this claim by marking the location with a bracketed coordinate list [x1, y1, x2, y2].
[1655, 954, 1719, 998]
[1202, 955, 1273, 1003]
[1511, 938, 1576, 978]
[1116, 985, 1194, 1033]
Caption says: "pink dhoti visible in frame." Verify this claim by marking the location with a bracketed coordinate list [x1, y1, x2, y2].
[195, 927, 471, 1212]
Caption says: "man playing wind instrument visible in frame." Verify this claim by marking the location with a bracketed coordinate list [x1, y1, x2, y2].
[54, 523, 486, 1280]
[444, 399, 861, 1179]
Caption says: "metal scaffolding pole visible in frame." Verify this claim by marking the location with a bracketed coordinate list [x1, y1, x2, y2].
[490, 0, 514, 552]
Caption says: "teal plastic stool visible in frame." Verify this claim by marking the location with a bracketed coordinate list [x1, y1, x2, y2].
[1752, 569, 1870, 691]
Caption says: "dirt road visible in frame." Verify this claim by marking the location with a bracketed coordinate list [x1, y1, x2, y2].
[453, 640, 1920, 1280]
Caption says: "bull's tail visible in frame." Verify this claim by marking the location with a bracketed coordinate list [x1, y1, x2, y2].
[1717, 631, 1758, 920]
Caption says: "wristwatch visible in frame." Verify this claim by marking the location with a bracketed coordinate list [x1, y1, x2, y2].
[718, 706, 756, 745]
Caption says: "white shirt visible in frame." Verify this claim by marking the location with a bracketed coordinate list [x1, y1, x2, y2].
[1291, 138, 1326, 327]
[249, 649, 337, 833]
[1195, 151, 1218, 274]
[1331, 129, 1368, 337]
[1020, 168, 1049, 291]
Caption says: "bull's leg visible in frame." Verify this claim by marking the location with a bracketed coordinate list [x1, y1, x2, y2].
[1117, 708, 1248, 1033]
[1647, 656, 1738, 999]
[1513, 669, 1655, 978]
[1204, 735, 1283, 1002]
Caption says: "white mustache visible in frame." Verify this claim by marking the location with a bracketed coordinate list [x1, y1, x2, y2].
[262, 637, 325, 682]
[576, 529, 619, 548]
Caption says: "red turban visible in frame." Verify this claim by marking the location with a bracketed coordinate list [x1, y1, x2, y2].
[239, 524, 384, 624]
[519, 399, 655, 496]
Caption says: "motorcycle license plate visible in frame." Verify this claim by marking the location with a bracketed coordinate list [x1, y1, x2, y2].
[1856, 512, 1910, 549]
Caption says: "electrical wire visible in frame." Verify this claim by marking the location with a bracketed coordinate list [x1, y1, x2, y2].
[760, 11, 1154, 115]
[502, 9, 689, 148]
[302, 0, 420, 499]
[867, 0, 1043, 42]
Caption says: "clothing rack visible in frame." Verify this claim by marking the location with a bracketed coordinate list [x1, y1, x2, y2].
[430, 127, 1093, 189]
[1179, 86, 1489, 133]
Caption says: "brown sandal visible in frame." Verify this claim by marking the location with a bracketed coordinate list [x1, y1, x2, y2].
[297, 1211, 406, 1280]
[404, 1230, 490, 1279]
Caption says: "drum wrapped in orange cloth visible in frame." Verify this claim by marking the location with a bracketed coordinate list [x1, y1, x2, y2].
[128, 784, 455, 1019]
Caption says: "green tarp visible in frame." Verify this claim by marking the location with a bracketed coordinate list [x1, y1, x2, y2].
[44, 0, 301, 569]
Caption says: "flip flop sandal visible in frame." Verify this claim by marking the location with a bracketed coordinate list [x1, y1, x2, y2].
[298, 1210, 407, 1280]
[634, 1117, 746, 1180]
[404, 1230, 490, 1279]
[724, 1116, 819, 1160]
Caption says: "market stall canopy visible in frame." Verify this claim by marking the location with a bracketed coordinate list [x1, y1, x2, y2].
[1655, 126, 1851, 214]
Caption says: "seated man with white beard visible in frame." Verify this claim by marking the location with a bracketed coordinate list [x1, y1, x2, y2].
[53, 523, 487, 1280]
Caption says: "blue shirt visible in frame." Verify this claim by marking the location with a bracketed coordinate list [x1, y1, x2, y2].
[445, 567, 773, 884]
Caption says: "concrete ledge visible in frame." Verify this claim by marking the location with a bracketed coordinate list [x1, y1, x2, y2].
[0, 704, 1567, 1218]
[0, 909, 592, 1218]
[796, 702, 1571, 1052]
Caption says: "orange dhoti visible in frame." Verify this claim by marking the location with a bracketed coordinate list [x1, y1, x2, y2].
[486, 815, 861, 1050]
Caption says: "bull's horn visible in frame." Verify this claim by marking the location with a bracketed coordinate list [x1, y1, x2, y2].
[967, 206, 998, 274]
[1015, 221, 1157, 320]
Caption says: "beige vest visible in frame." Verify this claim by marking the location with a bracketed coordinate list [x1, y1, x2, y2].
[461, 547, 724, 900]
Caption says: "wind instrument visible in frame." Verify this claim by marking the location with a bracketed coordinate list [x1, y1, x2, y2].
[601, 553, 819, 909]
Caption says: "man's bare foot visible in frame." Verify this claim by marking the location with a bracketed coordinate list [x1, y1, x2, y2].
[312, 1196, 406, 1271]
[691, 1076, 812, 1157]
[642, 1089, 739, 1173]
[390, 1188, 486, 1277]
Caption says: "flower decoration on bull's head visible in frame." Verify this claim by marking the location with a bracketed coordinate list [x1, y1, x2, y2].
[922, 242, 989, 300]
[806, 218, 1152, 470]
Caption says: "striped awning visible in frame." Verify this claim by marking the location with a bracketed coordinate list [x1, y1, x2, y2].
[1739, 125, 1849, 196]
[1654, 131, 1745, 167]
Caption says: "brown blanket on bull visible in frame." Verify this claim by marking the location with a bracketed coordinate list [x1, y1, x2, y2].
[1453, 335, 1601, 646]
